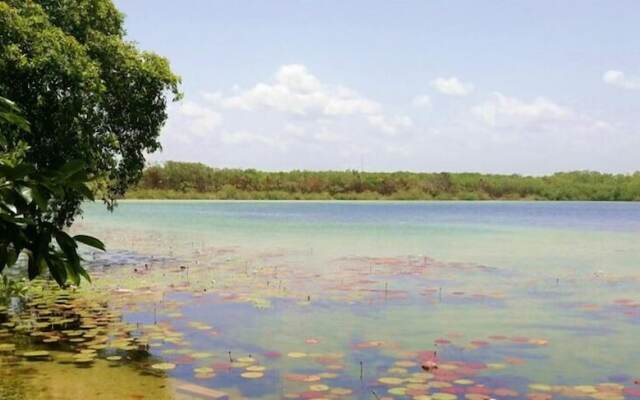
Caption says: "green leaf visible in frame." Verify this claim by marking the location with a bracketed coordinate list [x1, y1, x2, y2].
[0, 96, 30, 132]
[30, 186, 49, 210]
[46, 253, 68, 287]
[0, 163, 34, 180]
[58, 160, 86, 179]
[73, 235, 105, 251]
[5, 247, 18, 268]
[66, 263, 80, 286]
[77, 265, 91, 283]
[54, 231, 79, 266]
[0, 111, 31, 132]
[0, 246, 7, 274]
[77, 182, 95, 201]
[27, 252, 38, 280]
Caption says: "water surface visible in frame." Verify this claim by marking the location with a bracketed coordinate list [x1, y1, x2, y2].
[5, 201, 640, 399]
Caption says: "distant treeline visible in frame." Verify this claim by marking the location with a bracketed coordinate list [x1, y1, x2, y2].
[126, 161, 640, 201]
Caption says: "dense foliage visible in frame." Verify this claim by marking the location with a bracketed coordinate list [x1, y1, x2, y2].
[0, 0, 180, 227]
[131, 161, 640, 201]
[1, 96, 104, 287]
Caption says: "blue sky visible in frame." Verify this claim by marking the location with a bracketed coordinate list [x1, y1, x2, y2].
[115, 0, 640, 174]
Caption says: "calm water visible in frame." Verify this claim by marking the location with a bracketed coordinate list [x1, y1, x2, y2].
[81, 201, 640, 274]
[11, 201, 640, 399]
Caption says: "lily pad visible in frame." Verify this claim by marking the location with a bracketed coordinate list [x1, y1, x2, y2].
[388, 387, 407, 396]
[379, 377, 404, 385]
[194, 367, 214, 374]
[240, 372, 264, 379]
[0, 343, 16, 352]
[74, 357, 95, 364]
[22, 351, 50, 359]
[151, 362, 176, 371]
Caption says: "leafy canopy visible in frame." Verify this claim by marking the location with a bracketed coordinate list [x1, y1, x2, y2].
[1, 96, 105, 286]
[1, 0, 179, 286]
[0, 0, 181, 227]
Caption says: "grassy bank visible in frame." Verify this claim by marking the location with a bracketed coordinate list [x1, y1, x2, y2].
[124, 162, 640, 201]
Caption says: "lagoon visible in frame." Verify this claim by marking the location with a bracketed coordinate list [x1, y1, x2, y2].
[3, 201, 640, 399]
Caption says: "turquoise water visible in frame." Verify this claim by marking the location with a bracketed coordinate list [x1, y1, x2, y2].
[81, 201, 640, 273]
[75, 201, 640, 399]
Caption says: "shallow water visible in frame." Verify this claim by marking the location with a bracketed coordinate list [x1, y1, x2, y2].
[4, 201, 640, 399]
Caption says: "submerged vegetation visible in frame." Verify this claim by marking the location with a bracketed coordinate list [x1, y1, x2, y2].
[129, 161, 640, 201]
[2, 226, 640, 399]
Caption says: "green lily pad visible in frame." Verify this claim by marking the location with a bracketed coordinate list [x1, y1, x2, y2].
[0, 343, 16, 352]
[22, 350, 50, 359]
[241, 372, 264, 379]
[73, 357, 95, 364]
[151, 362, 176, 371]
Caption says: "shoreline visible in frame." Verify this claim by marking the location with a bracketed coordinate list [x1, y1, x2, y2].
[119, 196, 640, 203]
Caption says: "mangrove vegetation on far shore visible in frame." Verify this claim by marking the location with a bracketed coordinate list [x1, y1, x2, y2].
[126, 161, 640, 201]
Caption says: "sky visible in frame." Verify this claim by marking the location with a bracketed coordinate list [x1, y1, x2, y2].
[114, 0, 640, 174]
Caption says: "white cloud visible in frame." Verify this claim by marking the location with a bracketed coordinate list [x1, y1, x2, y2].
[471, 93, 571, 127]
[431, 77, 474, 96]
[155, 65, 629, 173]
[220, 131, 288, 151]
[470, 92, 612, 144]
[211, 64, 381, 116]
[313, 129, 343, 143]
[284, 123, 306, 137]
[275, 64, 322, 93]
[367, 115, 413, 136]
[177, 101, 222, 136]
[204, 64, 411, 136]
[603, 70, 640, 90]
[412, 94, 432, 109]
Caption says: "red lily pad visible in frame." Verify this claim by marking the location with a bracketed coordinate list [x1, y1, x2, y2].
[624, 387, 640, 397]
[212, 362, 231, 370]
[503, 357, 525, 366]
[467, 386, 492, 395]
[417, 351, 438, 362]
[527, 394, 553, 400]
[433, 370, 461, 381]
[442, 386, 466, 394]
[299, 391, 326, 399]
[494, 388, 519, 397]
[173, 355, 195, 364]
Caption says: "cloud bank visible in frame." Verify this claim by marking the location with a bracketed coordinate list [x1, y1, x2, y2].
[154, 64, 632, 174]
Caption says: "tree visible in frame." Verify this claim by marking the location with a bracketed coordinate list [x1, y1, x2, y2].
[1, 96, 105, 287]
[0, 0, 181, 227]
